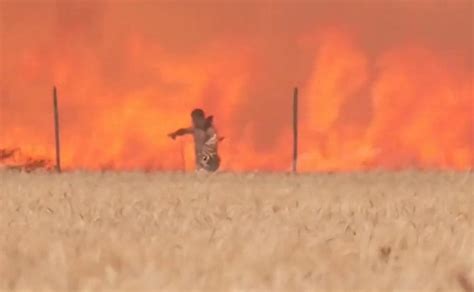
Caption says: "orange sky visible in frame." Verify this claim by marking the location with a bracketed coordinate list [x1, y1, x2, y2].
[0, 0, 473, 171]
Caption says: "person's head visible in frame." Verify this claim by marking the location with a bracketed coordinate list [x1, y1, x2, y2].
[191, 108, 206, 129]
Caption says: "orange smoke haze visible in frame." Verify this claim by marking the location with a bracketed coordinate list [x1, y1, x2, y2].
[1, 0, 472, 171]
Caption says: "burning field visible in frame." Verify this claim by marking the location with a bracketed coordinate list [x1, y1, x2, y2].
[1, 1, 473, 172]
[0, 170, 472, 291]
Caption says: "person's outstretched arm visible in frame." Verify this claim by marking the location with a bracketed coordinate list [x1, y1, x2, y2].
[168, 127, 194, 140]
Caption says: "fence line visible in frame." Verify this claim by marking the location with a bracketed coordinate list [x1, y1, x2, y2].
[292, 87, 299, 173]
[53, 86, 61, 173]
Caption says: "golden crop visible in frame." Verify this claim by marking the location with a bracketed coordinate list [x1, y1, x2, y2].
[0, 171, 472, 292]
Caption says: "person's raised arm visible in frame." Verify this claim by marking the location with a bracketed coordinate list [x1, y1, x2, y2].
[168, 127, 193, 140]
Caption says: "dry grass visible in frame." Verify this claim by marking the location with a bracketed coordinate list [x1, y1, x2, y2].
[0, 170, 473, 292]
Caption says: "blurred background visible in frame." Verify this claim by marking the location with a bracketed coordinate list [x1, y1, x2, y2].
[1, 0, 472, 171]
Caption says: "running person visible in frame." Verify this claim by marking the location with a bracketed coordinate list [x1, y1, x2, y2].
[168, 109, 221, 172]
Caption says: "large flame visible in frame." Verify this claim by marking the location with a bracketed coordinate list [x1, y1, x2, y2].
[1, 1, 472, 171]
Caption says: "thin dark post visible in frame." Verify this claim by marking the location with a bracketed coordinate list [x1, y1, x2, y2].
[53, 86, 61, 172]
[292, 87, 298, 173]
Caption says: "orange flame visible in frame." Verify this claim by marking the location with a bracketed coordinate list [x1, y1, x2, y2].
[1, 1, 472, 171]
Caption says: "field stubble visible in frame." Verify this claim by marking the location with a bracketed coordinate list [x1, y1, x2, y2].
[0, 170, 472, 292]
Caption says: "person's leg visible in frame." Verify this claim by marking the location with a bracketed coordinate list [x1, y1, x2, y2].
[195, 168, 208, 175]
[205, 155, 220, 172]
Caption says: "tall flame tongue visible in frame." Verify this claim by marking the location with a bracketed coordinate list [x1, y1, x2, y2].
[1, 1, 472, 171]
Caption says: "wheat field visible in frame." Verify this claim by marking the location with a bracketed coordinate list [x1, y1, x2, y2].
[0, 170, 472, 292]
